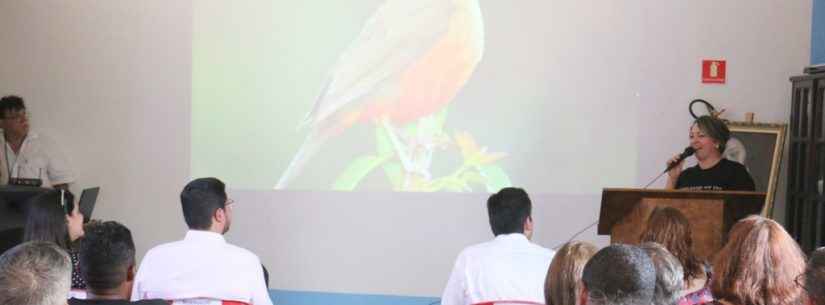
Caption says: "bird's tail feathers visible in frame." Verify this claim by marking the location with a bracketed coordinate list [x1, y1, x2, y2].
[274, 129, 330, 189]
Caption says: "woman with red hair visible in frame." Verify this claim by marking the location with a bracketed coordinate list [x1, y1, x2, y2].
[706, 215, 806, 305]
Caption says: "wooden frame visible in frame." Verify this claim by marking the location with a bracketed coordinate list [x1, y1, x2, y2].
[724, 121, 787, 216]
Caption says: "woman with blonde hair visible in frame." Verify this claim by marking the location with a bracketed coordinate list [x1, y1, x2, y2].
[708, 215, 806, 305]
[544, 241, 598, 305]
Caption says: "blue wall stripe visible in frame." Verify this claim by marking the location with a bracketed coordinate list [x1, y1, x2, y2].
[269, 289, 440, 305]
[814, 0, 825, 64]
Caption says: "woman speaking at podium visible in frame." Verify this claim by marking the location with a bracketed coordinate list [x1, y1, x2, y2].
[665, 115, 755, 191]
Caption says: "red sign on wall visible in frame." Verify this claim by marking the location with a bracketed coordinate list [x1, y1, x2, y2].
[702, 59, 726, 84]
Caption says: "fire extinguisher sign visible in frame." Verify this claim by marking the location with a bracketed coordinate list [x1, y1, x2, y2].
[702, 59, 726, 84]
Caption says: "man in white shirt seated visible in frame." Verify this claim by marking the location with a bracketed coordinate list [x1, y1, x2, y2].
[441, 187, 556, 305]
[0, 95, 75, 189]
[131, 177, 273, 305]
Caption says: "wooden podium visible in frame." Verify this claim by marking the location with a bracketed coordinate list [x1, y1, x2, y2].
[598, 188, 766, 260]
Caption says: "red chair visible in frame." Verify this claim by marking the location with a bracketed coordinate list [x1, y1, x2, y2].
[68, 289, 87, 300]
[168, 298, 250, 305]
[472, 301, 544, 305]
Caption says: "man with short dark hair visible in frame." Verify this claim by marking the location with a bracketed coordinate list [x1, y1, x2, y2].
[0, 241, 72, 305]
[69, 221, 165, 305]
[579, 244, 656, 305]
[0, 95, 75, 189]
[131, 178, 272, 305]
[441, 187, 555, 305]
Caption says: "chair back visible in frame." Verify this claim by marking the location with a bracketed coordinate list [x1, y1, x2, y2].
[169, 298, 250, 305]
[472, 301, 544, 305]
[68, 289, 87, 300]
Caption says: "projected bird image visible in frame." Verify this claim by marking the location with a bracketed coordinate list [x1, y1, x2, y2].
[275, 0, 512, 192]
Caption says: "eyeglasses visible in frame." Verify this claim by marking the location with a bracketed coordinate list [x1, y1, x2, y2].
[2, 111, 29, 122]
[3, 110, 31, 122]
[225, 198, 235, 208]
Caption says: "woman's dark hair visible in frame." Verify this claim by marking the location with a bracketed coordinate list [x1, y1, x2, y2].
[23, 190, 75, 249]
[693, 115, 730, 153]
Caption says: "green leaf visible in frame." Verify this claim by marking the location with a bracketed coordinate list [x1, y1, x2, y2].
[376, 127, 393, 156]
[478, 165, 513, 192]
[460, 171, 487, 186]
[382, 162, 404, 190]
[403, 120, 418, 137]
[332, 155, 390, 191]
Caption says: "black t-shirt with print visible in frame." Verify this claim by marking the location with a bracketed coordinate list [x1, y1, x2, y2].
[675, 158, 756, 191]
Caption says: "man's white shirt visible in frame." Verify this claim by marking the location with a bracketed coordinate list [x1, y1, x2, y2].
[131, 230, 273, 305]
[441, 233, 555, 305]
[0, 131, 75, 187]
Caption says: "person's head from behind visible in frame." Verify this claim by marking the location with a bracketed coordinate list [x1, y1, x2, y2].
[487, 187, 532, 238]
[24, 190, 83, 249]
[0, 95, 29, 138]
[0, 241, 72, 305]
[181, 177, 232, 234]
[580, 244, 655, 305]
[640, 242, 685, 305]
[545, 241, 598, 305]
[79, 221, 136, 299]
[711, 215, 806, 305]
[640, 207, 704, 283]
[804, 247, 825, 305]
[691, 115, 730, 159]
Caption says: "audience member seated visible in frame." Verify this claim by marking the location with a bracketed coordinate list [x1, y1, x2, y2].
[640, 207, 713, 305]
[707, 215, 806, 305]
[69, 221, 166, 305]
[131, 177, 272, 305]
[804, 247, 825, 305]
[0, 241, 72, 305]
[24, 190, 86, 290]
[640, 242, 685, 305]
[442, 187, 556, 305]
[544, 241, 598, 305]
[579, 244, 656, 305]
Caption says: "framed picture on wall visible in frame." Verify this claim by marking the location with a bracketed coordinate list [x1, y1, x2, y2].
[723, 121, 787, 216]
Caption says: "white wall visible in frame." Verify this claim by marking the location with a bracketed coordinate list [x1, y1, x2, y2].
[0, 0, 193, 260]
[0, 0, 811, 297]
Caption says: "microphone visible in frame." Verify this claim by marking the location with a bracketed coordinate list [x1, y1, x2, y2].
[664, 146, 696, 173]
[558, 146, 695, 249]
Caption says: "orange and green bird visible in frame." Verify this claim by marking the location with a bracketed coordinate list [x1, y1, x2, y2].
[276, 0, 485, 189]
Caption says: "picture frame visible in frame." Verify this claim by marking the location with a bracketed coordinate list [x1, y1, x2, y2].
[724, 121, 787, 216]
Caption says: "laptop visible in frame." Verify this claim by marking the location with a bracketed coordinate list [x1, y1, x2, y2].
[78, 187, 100, 223]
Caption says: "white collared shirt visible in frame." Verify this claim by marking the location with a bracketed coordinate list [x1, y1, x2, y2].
[131, 230, 273, 305]
[2, 131, 75, 187]
[441, 233, 556, 305]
